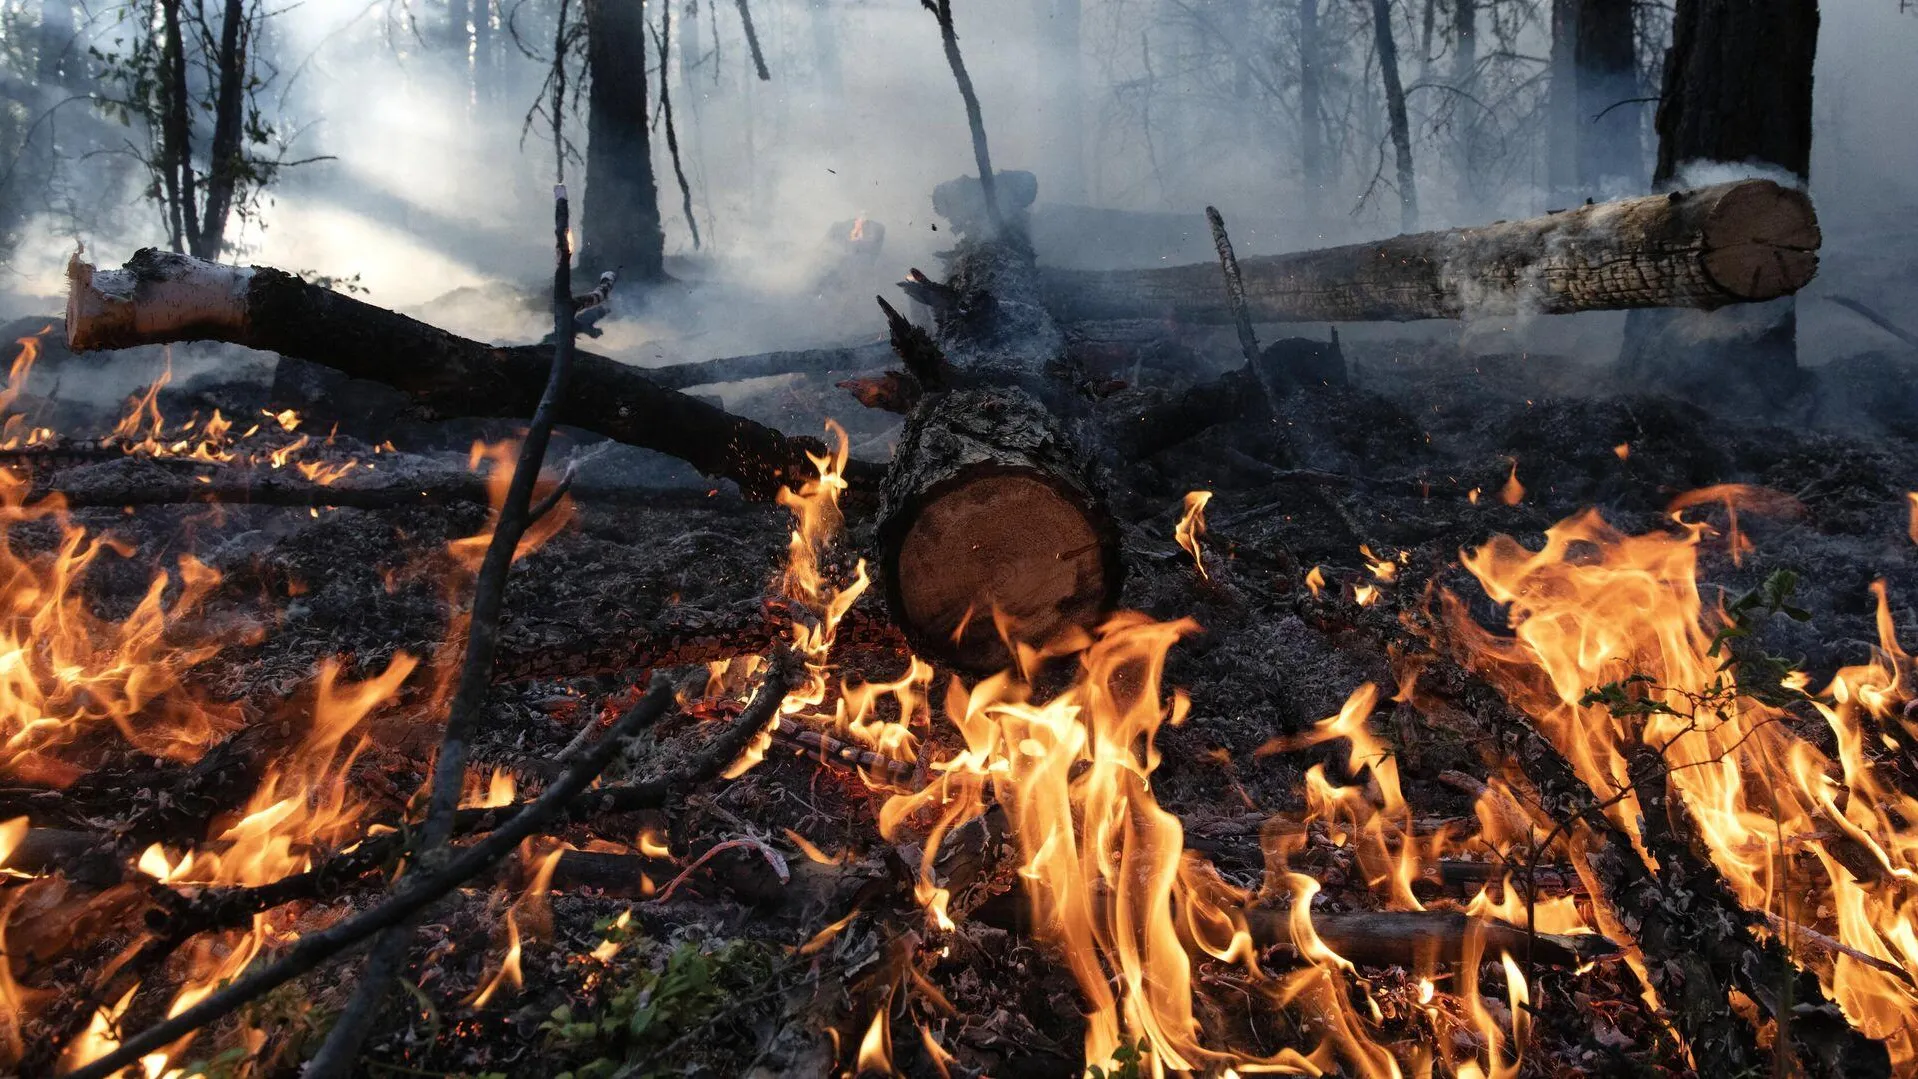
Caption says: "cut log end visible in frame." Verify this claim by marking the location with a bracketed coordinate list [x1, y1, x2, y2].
[1699, 179, 1821, 302]
[893, 471, 1110, 671]
[878, 388, 1122, 673]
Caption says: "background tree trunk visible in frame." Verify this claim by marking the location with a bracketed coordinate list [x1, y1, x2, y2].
[1621, 0, 1817, 404]
[1546, 0, 1580, 199]
[581, 0, 667, 281]
[1451, 0, 1478, 214]
[1575, 0, 1638, 189]
[37, 0, 73, 82]
[1371, 0, 1419, 233]
[1037, 0, 1085, 203]
[1298, 0, 1327, 214]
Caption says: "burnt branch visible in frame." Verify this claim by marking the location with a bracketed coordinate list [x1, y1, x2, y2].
[57, 680, 682, 1079]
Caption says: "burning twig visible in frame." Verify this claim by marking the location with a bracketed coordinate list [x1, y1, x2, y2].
[1244, 908, 1617, 971]
[58, 680, 683, 1079]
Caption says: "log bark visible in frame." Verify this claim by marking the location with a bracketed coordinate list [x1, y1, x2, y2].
[1039, 178, 1819, 324]
[876, 386, 1121, 673]
[62, 250, 854, 500]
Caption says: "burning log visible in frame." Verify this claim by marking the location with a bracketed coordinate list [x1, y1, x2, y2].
[876, 386, 1121, 672]
[1040, 179, 1820, 323]
[61, 250, 862, 500]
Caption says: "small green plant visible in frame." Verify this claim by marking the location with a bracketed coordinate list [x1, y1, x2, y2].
[542, 937, 775, 1079]
[1579, 569, 1821, 734]
[1086, 1036, 1151, 1079]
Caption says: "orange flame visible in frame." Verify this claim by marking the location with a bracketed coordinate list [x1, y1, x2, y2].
[1444, 502, 1918, 1066]
[1175, 491, 1212, 579]
[1499, 460, 1524, 506]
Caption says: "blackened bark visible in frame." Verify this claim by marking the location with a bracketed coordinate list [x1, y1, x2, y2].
[1652, 0, 1816, 184]
[1623, 0, 1818, 403]
[1371, 0, 1419, 233]
[581, 0, 666, 281]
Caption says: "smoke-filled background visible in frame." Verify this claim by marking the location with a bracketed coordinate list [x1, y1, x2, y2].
[1, 0, 1914, 365]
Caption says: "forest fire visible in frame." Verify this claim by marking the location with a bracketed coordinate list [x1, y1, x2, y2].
[1, 0, 1914, 1069]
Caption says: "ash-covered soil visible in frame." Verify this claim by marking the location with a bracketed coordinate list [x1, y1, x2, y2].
[9, 312, 1918, 1077]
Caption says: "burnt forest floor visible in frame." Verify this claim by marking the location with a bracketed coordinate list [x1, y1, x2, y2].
[10, 313, 1918, 1078]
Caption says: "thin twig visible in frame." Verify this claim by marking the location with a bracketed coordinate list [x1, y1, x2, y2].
[302, 182, 582, 1077]
[57, 682, 680, 1079]
[921, 0, 1005, 241]
[650, 8, 702, 250]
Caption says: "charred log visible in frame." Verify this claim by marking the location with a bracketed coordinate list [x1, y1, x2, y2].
[63, 250, 859, 500]
[877, 387, 1120, 673]
[1040, 179, 1819, 324]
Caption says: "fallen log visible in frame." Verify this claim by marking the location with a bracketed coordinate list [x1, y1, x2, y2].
[1245, 908, 1617, 970]
[62, 251, 867, 501]
[642, 341, 892, 391]
[1040, 179, 1819, 324]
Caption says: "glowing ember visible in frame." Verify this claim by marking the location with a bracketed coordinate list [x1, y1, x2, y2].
[1175, 490, 1212, 579]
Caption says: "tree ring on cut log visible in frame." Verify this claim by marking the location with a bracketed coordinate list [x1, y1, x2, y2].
[877, 388, 1122, 673]
[1698, 179, 1820, 303]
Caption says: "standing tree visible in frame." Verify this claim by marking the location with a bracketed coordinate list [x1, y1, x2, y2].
[1621, 0, 1818, 399]
[1371, 0, 1419, 232]
[579, 0, 666, 281]
[1298, 0, 1328, 214]
[93, 0, 309, 259]
[1548, 0, 1640, 199]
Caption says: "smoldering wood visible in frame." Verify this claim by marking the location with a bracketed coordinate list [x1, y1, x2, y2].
[1101, 336, 1345, 460]
[876, 386, 1122, 673]
[1039, 179, 1820, 324]
[62, 250, 862, 500]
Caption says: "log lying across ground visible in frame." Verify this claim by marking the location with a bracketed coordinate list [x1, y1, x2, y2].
[64, 251, 865, 501]
[1040, 179, 1819, 323]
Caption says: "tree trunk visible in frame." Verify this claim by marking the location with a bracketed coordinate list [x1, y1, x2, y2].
[1546, 0, 1579, 200]
[1575, 0, 1637, 190]
[809, 0, 841, 94]
[1039, 179, 1819, 324]
[1451, 0, 1478, 213]
[876, 387, 1122, 674]
[196, 0, 249, 260]
[472, 0, 493, 98]
[582, 0, 666, 281]
[1298, 0, 1326, 213]
[1622, 0, 1817, 402]
[1370, 0, 1419, 233]
[37, 0, 73, 82]
[447, 0, 471, 52]
[1037, 0, 1085, 204]
[157, 0, 198, 256]
[63, 250, 844, 501]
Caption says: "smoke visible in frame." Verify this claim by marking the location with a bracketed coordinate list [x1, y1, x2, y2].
[0, 0, 1912, 369]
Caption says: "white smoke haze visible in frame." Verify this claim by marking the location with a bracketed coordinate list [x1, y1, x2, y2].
[1, 0, 1913, 368]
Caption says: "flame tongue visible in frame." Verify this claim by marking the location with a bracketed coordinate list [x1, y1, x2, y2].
[1447, 504, 1918, 1066]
